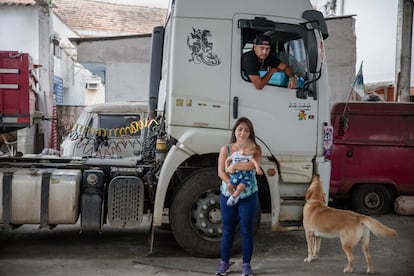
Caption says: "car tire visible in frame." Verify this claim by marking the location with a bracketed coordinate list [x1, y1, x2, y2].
[351, 184, 395, 215]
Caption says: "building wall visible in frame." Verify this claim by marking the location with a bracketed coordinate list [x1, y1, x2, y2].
[75, 35, 152, 103]
[325, 16, 357, 108]
[53, 15, 105, 105]
[0, 6, 40, 60]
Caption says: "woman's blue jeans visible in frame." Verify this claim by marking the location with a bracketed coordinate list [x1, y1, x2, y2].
[220, 192, 258, 264]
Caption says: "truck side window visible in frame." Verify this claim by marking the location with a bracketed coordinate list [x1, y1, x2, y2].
[240, 21, 308, 88]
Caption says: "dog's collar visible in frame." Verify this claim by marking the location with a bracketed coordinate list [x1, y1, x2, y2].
[306, 199, 324, 203]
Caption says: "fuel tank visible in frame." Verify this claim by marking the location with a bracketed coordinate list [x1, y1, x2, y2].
[0, 168, 81, 225]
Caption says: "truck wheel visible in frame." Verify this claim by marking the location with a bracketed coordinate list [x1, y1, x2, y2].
[351, 184, 394, 215]
[169, 167, 261, 258]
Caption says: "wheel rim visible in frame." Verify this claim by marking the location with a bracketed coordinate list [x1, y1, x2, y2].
[191, 189, 222, 241]
[364, 192, 381, 209]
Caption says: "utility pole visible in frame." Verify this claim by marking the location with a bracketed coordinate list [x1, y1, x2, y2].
[36, 0, 54, 148]
[395, 0, 413, 102]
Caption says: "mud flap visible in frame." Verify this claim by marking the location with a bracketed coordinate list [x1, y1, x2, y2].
[81, 170, 104, 232]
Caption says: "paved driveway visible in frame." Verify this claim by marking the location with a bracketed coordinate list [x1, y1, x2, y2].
[1, 214, 413, 275]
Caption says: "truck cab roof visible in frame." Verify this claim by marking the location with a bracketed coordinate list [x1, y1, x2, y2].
[84, 101, 148, 114]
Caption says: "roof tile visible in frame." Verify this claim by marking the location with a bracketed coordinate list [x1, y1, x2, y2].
[0, 0, 36, 6]
[52, 0, 166, 36]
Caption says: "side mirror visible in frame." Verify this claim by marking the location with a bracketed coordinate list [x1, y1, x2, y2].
[302, 10, 329, 39]
[306, 31, 318, 73]
[301, 10, 329, 73]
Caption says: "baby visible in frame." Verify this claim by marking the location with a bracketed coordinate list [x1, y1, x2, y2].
[225, 140, 263, 206]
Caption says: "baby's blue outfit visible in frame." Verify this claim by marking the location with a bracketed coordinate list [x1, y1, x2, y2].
[228, 151, 254, 188]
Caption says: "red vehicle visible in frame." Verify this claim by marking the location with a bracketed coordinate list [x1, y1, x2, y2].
[0, 51, 41, 133]
[329, 102, 414, 215]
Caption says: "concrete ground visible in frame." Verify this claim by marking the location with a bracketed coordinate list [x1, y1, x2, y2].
[0, 213, 413, 276]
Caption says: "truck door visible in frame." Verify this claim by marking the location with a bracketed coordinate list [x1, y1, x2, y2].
[230, 15, 319, 157]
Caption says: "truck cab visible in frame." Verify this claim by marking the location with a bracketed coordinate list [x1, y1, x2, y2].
[60, 102, 148, 159]
[150, 0, 331, 256]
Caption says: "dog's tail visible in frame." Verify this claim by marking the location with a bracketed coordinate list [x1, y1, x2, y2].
[360, 215, 398, 238]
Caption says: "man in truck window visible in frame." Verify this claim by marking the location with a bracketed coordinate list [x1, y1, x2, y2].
[242, 35, 297, 90]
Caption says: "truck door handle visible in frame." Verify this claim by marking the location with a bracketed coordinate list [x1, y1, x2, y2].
[233, 96, 239, 119]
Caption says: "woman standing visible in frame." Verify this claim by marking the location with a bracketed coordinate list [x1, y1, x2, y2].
[215, 117, 262, 276]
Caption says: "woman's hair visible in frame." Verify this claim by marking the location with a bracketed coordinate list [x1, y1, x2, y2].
[230, 117, 256, 144]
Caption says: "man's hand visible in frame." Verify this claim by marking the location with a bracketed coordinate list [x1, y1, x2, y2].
[288, 76, 297, 89]
[277, 62, 297, 89]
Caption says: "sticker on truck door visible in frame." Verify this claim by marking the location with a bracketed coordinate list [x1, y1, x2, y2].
[187, 28, 221, 66]
[289, 103, 315, 120]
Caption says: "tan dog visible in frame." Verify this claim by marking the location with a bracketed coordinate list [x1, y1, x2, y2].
[303, 175, 397, 274]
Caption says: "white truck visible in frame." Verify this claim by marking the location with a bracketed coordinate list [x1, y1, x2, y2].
[0, 0, 331, 257]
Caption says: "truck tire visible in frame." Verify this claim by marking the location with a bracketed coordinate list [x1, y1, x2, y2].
[351, 184, 395, 215]
[169, 167, 261, 258]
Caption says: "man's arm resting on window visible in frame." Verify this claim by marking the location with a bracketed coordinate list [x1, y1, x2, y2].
[248, 67, 279, 90]
[277, 62, 297, 89]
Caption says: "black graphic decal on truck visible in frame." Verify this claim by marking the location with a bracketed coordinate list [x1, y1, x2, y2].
[187, 28, 220, 66]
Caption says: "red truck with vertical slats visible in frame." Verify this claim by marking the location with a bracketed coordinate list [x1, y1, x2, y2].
[329, 102, 414, 215]
[0, 51, 42, 133]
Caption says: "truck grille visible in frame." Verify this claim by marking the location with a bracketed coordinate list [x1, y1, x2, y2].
[107, 176, 144, 228]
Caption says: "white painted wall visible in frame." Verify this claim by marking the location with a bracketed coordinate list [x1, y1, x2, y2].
[75, 36, 152, 103]
[53, 15, 105, 105]
[325, 16, 356, 107]
[0, 6, 40, 62]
